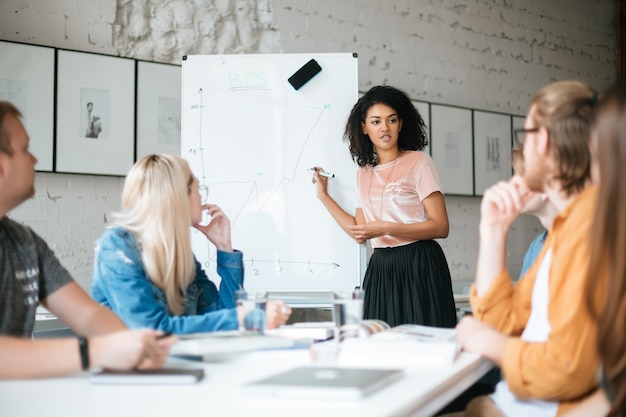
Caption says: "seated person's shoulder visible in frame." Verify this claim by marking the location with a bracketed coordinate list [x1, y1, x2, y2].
[100, 226, 135, 241]
[97, 226, 140, 254]
[1, 216, 40, 245]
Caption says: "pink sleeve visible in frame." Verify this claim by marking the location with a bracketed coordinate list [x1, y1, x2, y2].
[415, 155, 443, 201]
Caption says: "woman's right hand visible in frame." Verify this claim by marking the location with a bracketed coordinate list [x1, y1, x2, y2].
[193, 204, 234, 252]
[265, 301, 292, 329]
[310, 166, 329, 200]
[236, 302, 292, 330]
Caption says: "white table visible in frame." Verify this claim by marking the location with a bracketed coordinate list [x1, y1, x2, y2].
[0, 348, 492, 417]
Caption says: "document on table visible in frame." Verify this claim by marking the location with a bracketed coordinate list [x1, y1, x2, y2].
[337, 325, 461, 368]
[170, 331, 295, 360]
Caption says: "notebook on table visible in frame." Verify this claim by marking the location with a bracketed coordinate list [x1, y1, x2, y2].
[90, 368, 205, 385]
[244, 366, 404, 400]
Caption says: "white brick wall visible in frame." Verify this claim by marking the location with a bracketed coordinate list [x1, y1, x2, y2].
[275, 0, 615, 113]
[0, 0, 616, 290]
[9, 173, 124, 286]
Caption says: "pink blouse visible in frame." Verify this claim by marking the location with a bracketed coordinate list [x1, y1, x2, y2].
[356, 150, 443, 248]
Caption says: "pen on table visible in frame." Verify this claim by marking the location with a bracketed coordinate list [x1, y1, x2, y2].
[307, 168, 335, 178]
[157, 331, 173, 340]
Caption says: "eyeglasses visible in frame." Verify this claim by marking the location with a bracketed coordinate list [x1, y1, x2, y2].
[198, 185, 209, 204]
[513, 127, 540, 146]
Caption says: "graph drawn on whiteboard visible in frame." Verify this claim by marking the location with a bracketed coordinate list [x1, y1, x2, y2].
[181, 53, 364, 291]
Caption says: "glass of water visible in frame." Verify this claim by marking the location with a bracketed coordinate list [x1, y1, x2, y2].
[332, 289, 364, 342]
[235, 289, 268, 334]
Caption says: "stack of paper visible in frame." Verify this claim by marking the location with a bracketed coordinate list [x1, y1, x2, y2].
[265, 322, 334, 341]
[337, 325, 460, 368]
[266, 319, 392, 341]
[170, 331, 295, 361]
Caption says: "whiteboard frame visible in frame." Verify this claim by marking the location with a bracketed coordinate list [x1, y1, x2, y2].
[181, 53, 364, 293]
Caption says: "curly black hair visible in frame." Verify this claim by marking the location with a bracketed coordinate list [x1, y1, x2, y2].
[343, 86, 428, 167]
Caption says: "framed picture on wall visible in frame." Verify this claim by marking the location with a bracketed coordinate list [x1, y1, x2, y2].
[412, 100, 430, 156]
[512, 115, 525, 134]
[56, 50, 135, 175]
[430, 104, 473, 196]
[136, 61, 182, 160]
[473, 110, 513, 195]
[0, 41, 55, 171]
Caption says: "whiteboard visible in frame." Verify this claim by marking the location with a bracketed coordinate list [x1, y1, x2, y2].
[181, 53, 364, 292]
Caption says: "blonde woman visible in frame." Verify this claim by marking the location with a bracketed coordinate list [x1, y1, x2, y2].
[91, 154, 291, 334]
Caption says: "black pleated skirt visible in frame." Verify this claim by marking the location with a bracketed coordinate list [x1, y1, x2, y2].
[362, 240, 457, 328]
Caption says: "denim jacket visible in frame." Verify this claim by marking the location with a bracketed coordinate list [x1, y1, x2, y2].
[91, 226, 242, 333]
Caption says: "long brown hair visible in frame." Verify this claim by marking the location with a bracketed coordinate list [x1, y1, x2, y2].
[585, 82, 626, 416]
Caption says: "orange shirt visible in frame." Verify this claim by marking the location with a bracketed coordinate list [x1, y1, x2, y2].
[356, 151, 442, 248]
[471, 185, 599, 415]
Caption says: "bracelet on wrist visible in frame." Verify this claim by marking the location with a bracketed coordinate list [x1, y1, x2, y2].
[78, 337, 89, 370]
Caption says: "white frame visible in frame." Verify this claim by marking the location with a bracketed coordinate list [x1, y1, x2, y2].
[473, 111, 513, 195]
[56, 50, 135, 175]
[182, 53, 362, 291]
[136, 61, 182, 160]
[430, 104, 473, 196]
[0, 41, 55, 171]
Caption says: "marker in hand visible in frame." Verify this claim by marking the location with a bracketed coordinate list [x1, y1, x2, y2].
[307, 167, 335, 178]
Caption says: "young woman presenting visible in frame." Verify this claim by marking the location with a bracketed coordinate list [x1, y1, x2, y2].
[311, 86, 456, 328]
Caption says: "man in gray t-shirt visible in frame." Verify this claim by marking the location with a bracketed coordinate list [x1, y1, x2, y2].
[0, 216, 73, 337]
[0, 101, 175, 379]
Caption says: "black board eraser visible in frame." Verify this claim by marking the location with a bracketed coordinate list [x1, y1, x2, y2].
[288, 59, 322, 90]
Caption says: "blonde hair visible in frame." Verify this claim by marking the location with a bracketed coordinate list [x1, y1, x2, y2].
[114, 154, 195, 315]
[529, 80, 595, 196]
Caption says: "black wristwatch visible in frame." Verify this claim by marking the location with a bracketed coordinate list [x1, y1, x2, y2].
[78, 337, 89, 370]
